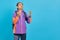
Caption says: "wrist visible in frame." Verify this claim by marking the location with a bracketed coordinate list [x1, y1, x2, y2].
[29, 16, 31, 18]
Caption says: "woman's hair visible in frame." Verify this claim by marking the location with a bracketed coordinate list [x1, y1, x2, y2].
[16, 2, 23, 6]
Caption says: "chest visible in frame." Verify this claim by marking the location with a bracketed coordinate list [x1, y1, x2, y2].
[18, 12, 25, 20]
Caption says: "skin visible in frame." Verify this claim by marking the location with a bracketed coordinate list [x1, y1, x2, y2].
[17, 3, 23, 10]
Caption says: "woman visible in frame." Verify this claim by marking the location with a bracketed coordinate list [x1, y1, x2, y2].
[13, 2, 32, 40]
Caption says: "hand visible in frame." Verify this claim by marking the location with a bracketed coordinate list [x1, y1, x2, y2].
[29, 11, 32, 17]
[30, 18, 32, 22]
[17, 11, 21, 17]
[29, 11, 32, 22]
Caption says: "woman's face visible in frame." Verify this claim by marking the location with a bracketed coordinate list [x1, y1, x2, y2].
[17, 3, 23, 10]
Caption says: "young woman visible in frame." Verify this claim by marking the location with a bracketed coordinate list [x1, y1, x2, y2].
[13, 2, 32, 40]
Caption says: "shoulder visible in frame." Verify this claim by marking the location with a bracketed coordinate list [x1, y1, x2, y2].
[14, 10, 17, 13]
[13, 10, 17, 14]
[22, 10, 27, 15]
[13, 10, 17, 16]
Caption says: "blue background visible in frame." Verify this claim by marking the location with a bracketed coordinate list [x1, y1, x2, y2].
[0, 0, 60, 40]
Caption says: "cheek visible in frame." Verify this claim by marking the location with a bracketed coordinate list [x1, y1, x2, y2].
[17, 5, 21, 8]
[19, 6, 22, 8]
[19, 6, 21, 8]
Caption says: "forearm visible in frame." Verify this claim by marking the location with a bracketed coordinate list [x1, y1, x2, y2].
[26, 16, 32, 24]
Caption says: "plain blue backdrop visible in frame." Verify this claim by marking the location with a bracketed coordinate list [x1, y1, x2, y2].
[0, 0, 60, 40]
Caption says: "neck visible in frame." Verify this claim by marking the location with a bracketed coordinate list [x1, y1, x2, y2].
[18, 9, 23, 11]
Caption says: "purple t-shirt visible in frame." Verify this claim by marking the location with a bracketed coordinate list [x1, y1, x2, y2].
[13, 10, 30, 34]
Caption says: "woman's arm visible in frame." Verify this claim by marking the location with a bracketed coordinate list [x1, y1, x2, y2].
[25, 11, 32, 24]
